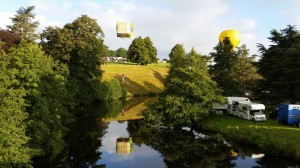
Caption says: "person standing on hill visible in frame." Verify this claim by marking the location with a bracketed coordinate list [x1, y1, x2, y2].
[121, 74, 125, 84]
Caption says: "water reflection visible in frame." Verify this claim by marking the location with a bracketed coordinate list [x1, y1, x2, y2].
[97, 121, 164, 168]
[128, 120, 235, 168]
[32, 97, 300, 168]
[32, 102, 108, 168]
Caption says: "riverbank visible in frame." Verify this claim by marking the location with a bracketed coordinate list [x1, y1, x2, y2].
[101, 63, 169, 97]
[197, 114, 300, 161]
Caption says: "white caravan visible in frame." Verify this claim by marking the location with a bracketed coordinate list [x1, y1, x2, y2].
[230, 100, 266, 122]
[214, 97, 267, 122]
[213, 97, 251, 113]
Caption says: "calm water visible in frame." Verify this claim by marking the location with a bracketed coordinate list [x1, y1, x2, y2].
[32, 97, 300, 167]
[96, 121, 300, 168]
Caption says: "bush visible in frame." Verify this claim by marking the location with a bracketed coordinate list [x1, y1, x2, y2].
[99, 79, 126, 101]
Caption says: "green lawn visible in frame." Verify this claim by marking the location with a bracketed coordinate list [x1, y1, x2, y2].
[199, 114, 300, 161]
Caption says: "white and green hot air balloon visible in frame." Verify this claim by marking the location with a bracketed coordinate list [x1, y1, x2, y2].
[116, 21, 134, 38]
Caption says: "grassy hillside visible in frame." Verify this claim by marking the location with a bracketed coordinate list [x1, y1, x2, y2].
[101, 63, 169, 97]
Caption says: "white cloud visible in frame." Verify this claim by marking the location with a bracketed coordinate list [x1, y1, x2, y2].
[0, 12, 13, 29]
[3, 0, 296, 58]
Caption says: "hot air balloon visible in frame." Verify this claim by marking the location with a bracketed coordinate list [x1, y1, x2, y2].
[116, 21, 134, 38]
[219, 29, 241, 49]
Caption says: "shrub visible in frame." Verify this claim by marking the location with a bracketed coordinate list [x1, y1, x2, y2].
[99, 79, 126, 101]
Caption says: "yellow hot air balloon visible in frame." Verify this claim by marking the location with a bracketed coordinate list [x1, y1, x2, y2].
[116, 21, 134, 38]
[219, 29, 241, 49]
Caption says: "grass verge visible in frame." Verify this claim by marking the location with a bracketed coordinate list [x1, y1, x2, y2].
[197, 114, 300, 161]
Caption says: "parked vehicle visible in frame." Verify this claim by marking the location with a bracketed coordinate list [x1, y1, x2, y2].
[214, 97, 267, 122]
[278, 104, 300, 126]
[213, 97, 250, 113]
[230, 100, 267, 122]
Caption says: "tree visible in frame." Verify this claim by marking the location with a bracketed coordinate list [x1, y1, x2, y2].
[0, 49, 31, 167]
[41, 15, 105, 105]
[6, 41, 74, 158]
[127, 36, 158, 65]
[0, 29, 21, 53]
[144, 37, 158, 63]
[127, 36, 149, 64]
[142, 45, 223, 128]
[7, 6, 39, 42]
[210, 42, 238, 96]
[229, 44, 262, 95]
[258, 25, 300, 102]
[116, 47, 127, 58]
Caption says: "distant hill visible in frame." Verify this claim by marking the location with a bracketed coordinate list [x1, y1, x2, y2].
[101, 63, 169, 97]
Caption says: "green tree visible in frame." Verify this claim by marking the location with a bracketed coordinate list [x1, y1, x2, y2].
[127, 36, 158, 65]
[127, 36, 149, 64]
[116, 47, 127, 58]
[7, 41, 73, 158]
[258, 25, 300, 102]
[210, 42, 238, 96]
[41, 15, 105, 105]
[0, 49, 31, 167]
[144, 37, 158, 63]
[229, 44, 262, 95]
[7, 6, 39, 42]
[142, 45, 223, 128]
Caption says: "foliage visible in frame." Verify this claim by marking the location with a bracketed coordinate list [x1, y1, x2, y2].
[229, 44, 262, 95]
[144, 37, 158, 63]
[6, 41, 74, 158]
[210, 42, 238, 96]
[258, 25, 300, 103]
[127, 36, 158, 65]
[116, 47, 127, 58]
[0, 29, 21, 53]
[7, 6, 39, 42]
[99, 79, 126, 101]
[0, 50, 31, 167]
[142, 45, 223, 128]
[41, 15, 105, 105]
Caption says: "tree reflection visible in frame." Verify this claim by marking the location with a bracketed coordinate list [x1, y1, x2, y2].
[127, 120, 236, 168]
[32, 102, 108, 168]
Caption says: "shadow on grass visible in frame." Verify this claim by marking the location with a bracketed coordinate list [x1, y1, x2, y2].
[113, 74, 148, 96]
[151, 68, 166, 84]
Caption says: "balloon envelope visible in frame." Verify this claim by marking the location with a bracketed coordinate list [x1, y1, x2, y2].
[219, 29, 241, 49]
[116, 21, 134, 38]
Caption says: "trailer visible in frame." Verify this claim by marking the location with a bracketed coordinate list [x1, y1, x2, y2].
[230, 100, 267, 122]
[213, 97, 250, 113]
[278, 104, 300, 125]
[213, 97, 266, 122]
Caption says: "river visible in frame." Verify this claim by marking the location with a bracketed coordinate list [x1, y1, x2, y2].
[33, 97, 300, 168]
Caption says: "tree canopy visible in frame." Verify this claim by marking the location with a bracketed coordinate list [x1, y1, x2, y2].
[41, 15, 105, 105]
[258, 25, 300, 102]
[142, 45, 223, 128]
[127, 36, 158, 65]
[7, 6, 39, 42]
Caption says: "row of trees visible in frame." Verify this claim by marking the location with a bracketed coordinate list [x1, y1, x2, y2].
[143, 25, 300, 128]
[0, 6, 125, 167]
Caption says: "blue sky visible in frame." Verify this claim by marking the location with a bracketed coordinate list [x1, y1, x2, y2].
[1, 0, 300, 59]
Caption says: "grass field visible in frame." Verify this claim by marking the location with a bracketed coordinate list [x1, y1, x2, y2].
[199, 114, 300, 161]
[101, 62, 169, 97]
